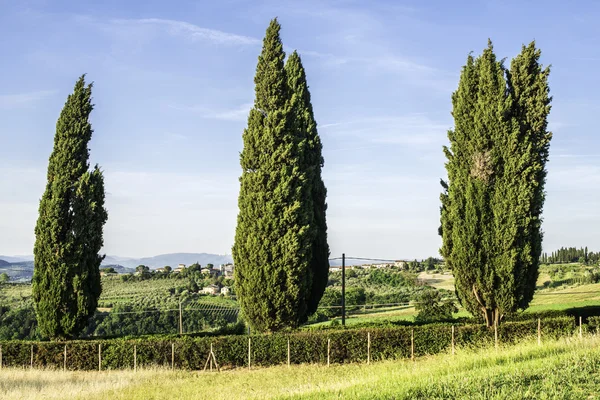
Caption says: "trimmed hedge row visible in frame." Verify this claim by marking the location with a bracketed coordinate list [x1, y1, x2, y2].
[0, 317, 577, 370]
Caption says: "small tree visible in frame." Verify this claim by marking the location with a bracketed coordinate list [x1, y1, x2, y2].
[0, 273, 9, 284]
[415, 289, 457, 322]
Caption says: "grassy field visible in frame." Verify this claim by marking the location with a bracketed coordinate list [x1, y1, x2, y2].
[3, 336, 600, 399]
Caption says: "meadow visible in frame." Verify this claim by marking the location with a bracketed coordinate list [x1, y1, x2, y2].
[2, 336, 600, 399]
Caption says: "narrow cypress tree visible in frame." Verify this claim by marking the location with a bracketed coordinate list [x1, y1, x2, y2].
[504, 41, 552, 312]
[233, 19, 313, 332]
[440, 41, 551, 326]
[285, 51, 330, 318]
[33, 75, 108, 340]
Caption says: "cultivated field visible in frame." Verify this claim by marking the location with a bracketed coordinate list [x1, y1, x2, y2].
[2, 336, 600, 399]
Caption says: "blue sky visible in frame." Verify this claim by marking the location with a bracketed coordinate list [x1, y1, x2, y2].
[1, 0, 599, 259]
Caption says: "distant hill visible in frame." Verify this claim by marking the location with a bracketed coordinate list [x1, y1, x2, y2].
[0, 252, 234, 280]
[0, 255, 33, 263]
[0, 260, 35, 282]
[102, 253, 233, 269]
[129, 253, 233, 269]
[100, 264, 135, 274]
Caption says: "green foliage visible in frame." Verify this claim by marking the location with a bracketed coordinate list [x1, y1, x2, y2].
[32, 75, 108, 340]
[285, 51, 330, 317]
[441, 41, 552, 326]
[415, 289, 458, 323]
[0, 317, 576, 370]
[233, 19, 326, 332]
[0, 272, 9, 284]
[0, 304, 40, 340]
[542, 246, 600, 265]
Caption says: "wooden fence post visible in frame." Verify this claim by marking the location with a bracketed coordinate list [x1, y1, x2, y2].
[580, 316, 583, 339]
[538, 318, 541, 346]
[248, 337, 251, 370]
[451, 326, 455, 356]
[367, 332, 371, 365]
[0, 344, 3, 370]
[411, 329, 414, 362]
[172, 343, 175, 370]
[98, 344, 102, 371]
[30, 344, 33, 369]
[327, 338, 331, 367]
[134, 344, 137, 372]
[287, 339, 290, 368]
[64, 345, 67, 371]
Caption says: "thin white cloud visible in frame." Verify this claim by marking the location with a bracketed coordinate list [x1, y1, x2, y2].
[321, 114, 449, 146]
[169, 102, 253, 121]
[109, 18, 261, 46]
[0, 90, 56, 109]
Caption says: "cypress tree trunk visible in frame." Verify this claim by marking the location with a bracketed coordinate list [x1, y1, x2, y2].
[32, 75, 108, 340]
[285, 51, 330, 318]
[233, 19, 313, 332]
[440, 41, 551, 326]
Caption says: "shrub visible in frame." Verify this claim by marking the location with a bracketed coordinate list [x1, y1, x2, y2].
[0, 317, 577, 370]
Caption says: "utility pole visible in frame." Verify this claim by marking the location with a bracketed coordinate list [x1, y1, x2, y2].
[342, 253, 346, 326]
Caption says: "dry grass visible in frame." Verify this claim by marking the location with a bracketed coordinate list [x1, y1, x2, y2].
[0, 368, 162, 400]
[417, 271, 455, 291]
[4, 337, 600, 399]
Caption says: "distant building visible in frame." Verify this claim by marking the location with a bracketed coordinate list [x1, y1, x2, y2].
[173, 266, 185, 274]
[178, 264, 186, 269]
[220, 263, 234, 277]
[202, 284, 220, 295]
[220, 286, 231, 295]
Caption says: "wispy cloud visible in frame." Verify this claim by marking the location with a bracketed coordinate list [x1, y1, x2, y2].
[169, 102, 253, 121]
[109, 18, 261, 46]
[0, 90, 56, 109]
[321, 114, 450, 146]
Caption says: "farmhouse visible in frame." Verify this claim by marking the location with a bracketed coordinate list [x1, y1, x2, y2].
[220, 286, 231, 295]
[202, 284, 220, 295]
[220, 263, 234, 277]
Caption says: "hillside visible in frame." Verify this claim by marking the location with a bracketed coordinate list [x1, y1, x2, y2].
[0, 252, 233, 281]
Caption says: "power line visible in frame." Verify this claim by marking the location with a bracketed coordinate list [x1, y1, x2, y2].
[329, 256, 407, 263]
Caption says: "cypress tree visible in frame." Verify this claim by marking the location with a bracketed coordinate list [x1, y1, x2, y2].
[233, 19, 313, 332]
[440, 41, 551, 326]
[32, 75, 108, 340]
[285, 51, 330, 317]
[505, 41, 552, 311]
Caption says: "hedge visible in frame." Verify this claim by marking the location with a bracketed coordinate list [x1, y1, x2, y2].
[0, 317, 578, 370]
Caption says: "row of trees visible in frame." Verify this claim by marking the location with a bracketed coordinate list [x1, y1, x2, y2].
[540, 247, 600, 265]
[440, 41, 552, 327]
[28, 19, 554, 338]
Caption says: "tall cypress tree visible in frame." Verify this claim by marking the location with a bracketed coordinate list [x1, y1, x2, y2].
[440, 41, 551, 326]
[33, 75, 108, 340]
[504, 41, 552, 312]
[285, 51, 330, 317]
[233, 19, 313, 332]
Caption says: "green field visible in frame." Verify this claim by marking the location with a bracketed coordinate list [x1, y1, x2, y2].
[2, 336, 600, 399]
[3, 263, 600, 333]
